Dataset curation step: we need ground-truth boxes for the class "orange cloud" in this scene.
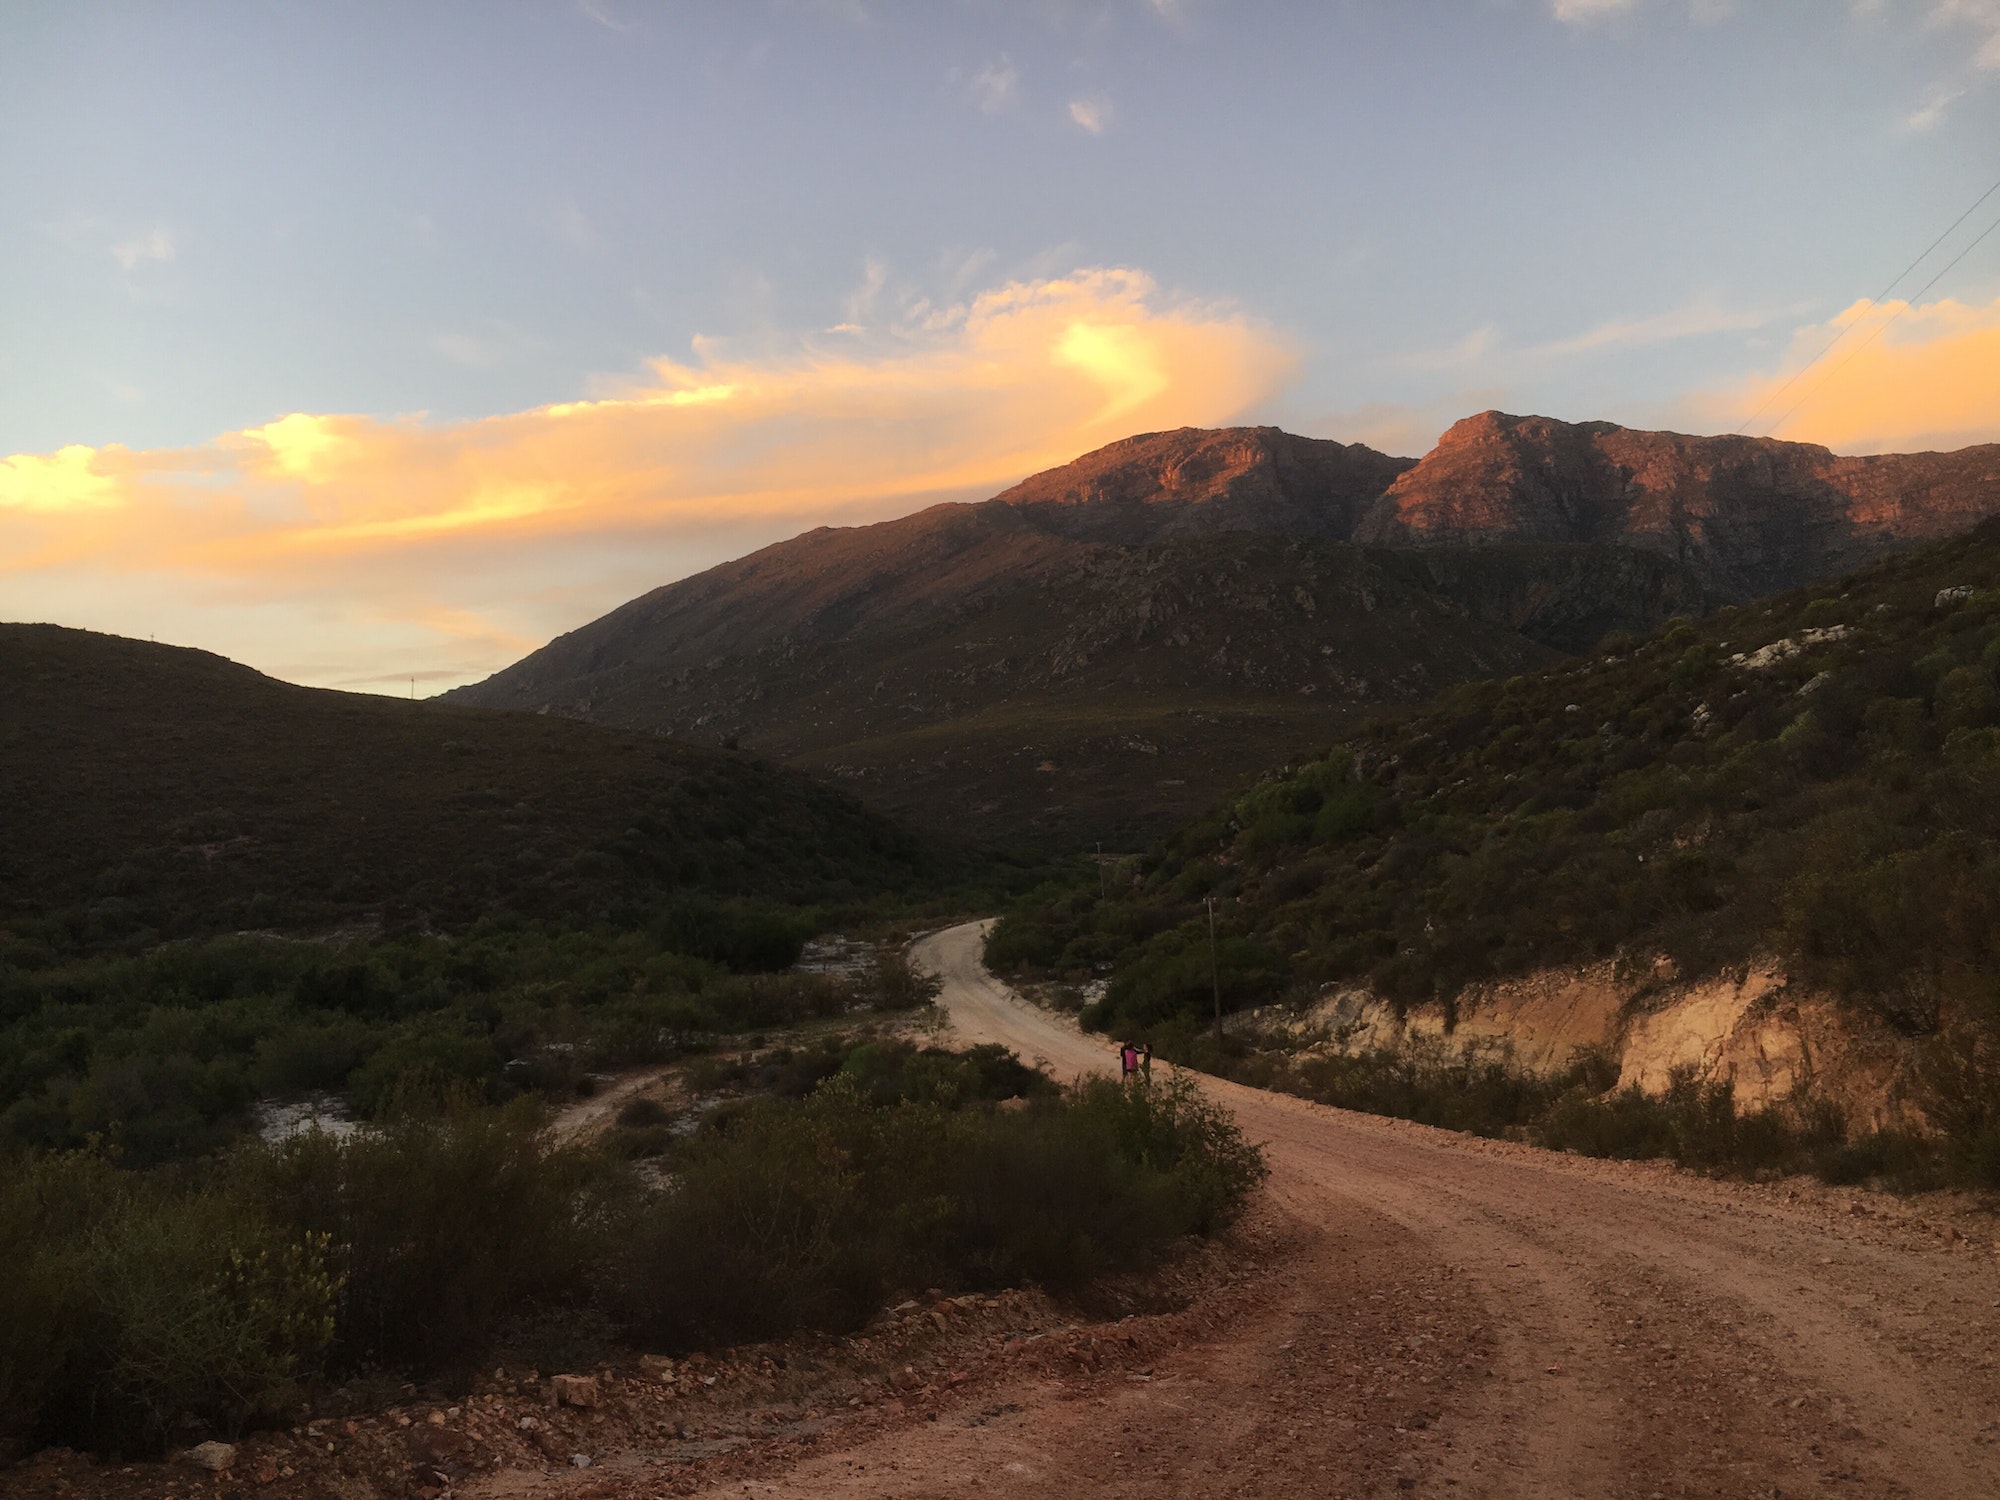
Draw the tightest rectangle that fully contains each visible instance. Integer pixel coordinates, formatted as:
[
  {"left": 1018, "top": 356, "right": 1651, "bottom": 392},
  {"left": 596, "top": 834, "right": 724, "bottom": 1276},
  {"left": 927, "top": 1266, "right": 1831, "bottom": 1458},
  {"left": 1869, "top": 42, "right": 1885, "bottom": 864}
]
[
  {"left": 0, "top": 268, "right": 1293, "bottom": 692},
  {"left": 1712, "top": 295, "right": 2000, "bottom": 454}
]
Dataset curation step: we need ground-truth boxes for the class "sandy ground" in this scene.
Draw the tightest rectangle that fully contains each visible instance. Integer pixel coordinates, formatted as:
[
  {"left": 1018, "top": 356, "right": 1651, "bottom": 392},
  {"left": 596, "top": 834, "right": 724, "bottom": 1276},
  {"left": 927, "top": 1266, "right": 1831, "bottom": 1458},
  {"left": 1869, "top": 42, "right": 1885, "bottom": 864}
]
[{"left": 661, "top": 919, "right": 2000, "bottom": 1499}]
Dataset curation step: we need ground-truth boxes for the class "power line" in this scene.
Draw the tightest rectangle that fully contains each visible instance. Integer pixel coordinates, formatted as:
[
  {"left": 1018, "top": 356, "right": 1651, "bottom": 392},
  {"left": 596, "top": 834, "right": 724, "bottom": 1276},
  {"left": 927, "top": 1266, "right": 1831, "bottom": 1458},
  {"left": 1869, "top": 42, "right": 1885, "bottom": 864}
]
[
  {"left": 1742, "top": 167, "right": 2000, "bottom": 434},
  {"left": 1767, "top": 201, "right": 2000, "bottom": 438}
]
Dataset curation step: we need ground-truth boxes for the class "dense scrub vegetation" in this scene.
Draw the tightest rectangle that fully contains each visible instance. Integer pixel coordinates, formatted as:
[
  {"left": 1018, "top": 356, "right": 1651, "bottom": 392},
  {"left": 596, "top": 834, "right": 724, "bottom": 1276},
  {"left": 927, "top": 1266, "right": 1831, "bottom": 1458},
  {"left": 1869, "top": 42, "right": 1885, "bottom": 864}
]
[
  {"left": 0, "top": 909, "right": 942, "bottom": 1163},
  {"left": 1162, "top": 1026, "right": 1993, "bottom": 1190},
  {"left": 0, "top": 624, "right": 1022, "bottom": 1162},
  {"left": 0, "top": 624, "right": 938, "bottom": 960},
  {"left": 990, "top": 520, "right": 2000, "bottom": 1177},
  {"left": 0, "top": 1049, "right": 1261, "bottom": 1460}
]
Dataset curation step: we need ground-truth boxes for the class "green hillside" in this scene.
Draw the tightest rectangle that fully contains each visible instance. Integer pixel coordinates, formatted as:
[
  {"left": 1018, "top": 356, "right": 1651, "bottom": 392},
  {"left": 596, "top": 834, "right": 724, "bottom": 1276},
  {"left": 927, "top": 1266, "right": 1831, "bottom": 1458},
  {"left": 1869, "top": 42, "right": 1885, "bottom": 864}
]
[
  {"left": 992, "top": 520, "right": 2000, "bottom": 1071},
  {"left": 0, "top": 625, "right": 945, "bottom": 1163},
  {"left": 0, "top": 624, "right": 930, "bottom": 959}
]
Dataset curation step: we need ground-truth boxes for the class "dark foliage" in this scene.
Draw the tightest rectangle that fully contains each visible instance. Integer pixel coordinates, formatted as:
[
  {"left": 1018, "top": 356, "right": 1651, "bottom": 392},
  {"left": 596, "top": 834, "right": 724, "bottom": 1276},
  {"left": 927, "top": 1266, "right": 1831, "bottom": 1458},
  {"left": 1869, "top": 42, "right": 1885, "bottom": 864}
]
[
  {"left": 993, "top": 522, "right": 2000, "bottom": 1045},
  {"left": 0, "top": 624, "right": 934, "bottom": 961},
  {"left": 0, "top": 1052, "right": 1260, "bottom": 1459},
  {"left": 0, "top": 917, "right": 930, "bottom": 1164}
]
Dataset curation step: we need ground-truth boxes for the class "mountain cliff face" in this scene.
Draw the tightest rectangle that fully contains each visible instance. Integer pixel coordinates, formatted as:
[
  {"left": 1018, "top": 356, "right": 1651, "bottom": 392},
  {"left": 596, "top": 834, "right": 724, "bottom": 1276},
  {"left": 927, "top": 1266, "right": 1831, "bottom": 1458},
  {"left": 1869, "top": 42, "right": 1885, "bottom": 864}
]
[
  {"left": 991, "top": 425, "right": 1413, "bottom": 544},
  {"left": 1356, "top": 411, "right": 2000, "bottom": 597},
  {"left": 447, "top": 417, "right": 2000, "bottom": 845}
]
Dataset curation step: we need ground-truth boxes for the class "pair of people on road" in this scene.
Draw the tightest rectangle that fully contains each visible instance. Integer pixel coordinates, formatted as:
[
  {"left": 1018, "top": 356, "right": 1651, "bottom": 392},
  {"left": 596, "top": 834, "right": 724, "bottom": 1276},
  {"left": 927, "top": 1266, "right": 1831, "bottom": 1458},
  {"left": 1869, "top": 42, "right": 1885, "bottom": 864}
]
[{"left": 1118, "top": 1040, "right": 1152, "bottom": 1082}]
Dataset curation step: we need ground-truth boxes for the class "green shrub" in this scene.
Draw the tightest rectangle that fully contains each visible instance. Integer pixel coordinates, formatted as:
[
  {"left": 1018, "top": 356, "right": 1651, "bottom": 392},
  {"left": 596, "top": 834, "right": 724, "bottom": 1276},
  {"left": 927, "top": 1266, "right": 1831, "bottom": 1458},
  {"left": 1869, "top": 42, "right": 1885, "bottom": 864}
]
[
  {"left": 616, "top": 1095, "right": 672, "bottom": 1128},
  {"left": 346, "top": 1027, "right": 504, "bottom": 1117},
  {"left": 232, "top": 1100, "right": 615, "bottom": 1372},
  {"left": 2, "top": 1045, "right": 1264, "bottom": 1458},
  {"left": 610, "top": 1071, "right": 1263, "bottom": 1349},
  {"left": 0, "top": 1150, "right": 338, "bottom": 1458}
]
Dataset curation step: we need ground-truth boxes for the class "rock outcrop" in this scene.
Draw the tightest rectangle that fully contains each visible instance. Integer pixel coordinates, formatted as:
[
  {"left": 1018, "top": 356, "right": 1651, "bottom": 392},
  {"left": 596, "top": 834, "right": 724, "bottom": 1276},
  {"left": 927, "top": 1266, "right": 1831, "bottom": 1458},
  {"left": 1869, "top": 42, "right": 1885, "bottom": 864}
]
[
  {"left": 1265, "top": 960, "right": 1913, "bottom": 1132},
  {"left": 1356, "top": 410, "right": 2000, "bottom": 598}
]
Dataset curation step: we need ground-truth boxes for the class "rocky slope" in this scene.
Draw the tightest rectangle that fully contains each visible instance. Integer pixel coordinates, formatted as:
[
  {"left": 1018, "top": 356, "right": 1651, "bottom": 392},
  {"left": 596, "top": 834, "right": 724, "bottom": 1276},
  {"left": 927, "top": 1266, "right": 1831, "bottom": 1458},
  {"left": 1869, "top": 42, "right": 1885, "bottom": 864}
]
[
  {"left": 1358, "top": 410, "right": 2000, "bottom": 597},
  {"left": 448, "top": 418, "right": 2000, "bottom": 845}
]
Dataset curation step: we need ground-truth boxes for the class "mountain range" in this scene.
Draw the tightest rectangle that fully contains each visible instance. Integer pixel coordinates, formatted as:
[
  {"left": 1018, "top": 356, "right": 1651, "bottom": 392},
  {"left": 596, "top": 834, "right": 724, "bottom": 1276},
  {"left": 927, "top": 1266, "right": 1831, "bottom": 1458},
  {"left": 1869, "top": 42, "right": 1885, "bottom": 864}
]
[{"left": 446, "top": 413, "right": 2000, "bottom": 845}]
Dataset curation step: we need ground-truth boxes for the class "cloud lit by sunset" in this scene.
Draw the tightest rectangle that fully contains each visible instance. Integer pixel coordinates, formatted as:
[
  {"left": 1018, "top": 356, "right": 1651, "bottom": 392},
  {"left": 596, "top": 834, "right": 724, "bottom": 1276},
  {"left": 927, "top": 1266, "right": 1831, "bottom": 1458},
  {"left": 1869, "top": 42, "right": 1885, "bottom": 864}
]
[
  {"left": 0, "top": 269, "right": 1291, "bottom": 691},
  {"left": 9, "top": 3, "right": 2000, "bottom": 694},
  {"left": 1722, "top": 295, "right": 2000, "bottom": 453}
]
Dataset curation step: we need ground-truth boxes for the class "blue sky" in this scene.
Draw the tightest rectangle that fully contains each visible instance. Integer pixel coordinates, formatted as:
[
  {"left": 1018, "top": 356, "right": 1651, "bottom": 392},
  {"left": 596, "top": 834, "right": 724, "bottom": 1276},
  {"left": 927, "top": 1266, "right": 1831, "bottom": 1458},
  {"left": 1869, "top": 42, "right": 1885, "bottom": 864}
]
[{"left": 5, "top": 1, "right": 2000, "bottom": 689}]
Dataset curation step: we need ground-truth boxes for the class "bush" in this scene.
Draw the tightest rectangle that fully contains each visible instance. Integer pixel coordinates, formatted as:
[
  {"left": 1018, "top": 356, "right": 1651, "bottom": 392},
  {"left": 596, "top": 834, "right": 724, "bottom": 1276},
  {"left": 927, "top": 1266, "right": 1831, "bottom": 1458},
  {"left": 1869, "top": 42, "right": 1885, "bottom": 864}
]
[
  {"left": 1, "top": 1047, "right": 1264, "bottom": 1458},
  {"left": 611, "top": 1071, "right": 1263, "bottom": 1349},
  {"left": 0, "top": 1151, "right": 338, "bottom": 1458},
  {"left": 231, "top": 1100, "right": 615, "bottom": 1373},
  {"left": 616, "top": 1095, "right": 672, "bottom": 1128}
]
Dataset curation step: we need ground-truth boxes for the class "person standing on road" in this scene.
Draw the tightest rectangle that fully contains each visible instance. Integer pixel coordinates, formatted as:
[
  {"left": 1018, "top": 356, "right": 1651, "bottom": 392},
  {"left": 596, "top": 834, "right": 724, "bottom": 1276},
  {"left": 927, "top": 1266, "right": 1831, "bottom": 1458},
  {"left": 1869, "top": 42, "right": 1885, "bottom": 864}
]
[{"left": 1120, "top": 1041, "right": 1141, "bottom": 1080}]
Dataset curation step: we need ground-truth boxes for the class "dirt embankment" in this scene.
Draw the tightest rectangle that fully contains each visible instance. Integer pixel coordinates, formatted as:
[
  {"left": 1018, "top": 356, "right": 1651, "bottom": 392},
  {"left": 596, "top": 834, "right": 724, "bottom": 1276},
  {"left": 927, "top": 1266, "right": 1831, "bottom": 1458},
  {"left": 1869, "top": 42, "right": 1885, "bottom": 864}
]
[{"left": 1261, "top": 958, "right": 1913, "bottom": 1130}]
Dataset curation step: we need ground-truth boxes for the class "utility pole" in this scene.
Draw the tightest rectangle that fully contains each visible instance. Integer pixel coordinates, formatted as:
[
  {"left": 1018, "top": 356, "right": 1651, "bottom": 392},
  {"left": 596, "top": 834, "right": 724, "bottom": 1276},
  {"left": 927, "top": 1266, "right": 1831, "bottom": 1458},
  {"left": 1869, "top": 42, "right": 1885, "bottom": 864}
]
[{"left": 1206, "top": 895, "right": 1222, "bottom": 1037}]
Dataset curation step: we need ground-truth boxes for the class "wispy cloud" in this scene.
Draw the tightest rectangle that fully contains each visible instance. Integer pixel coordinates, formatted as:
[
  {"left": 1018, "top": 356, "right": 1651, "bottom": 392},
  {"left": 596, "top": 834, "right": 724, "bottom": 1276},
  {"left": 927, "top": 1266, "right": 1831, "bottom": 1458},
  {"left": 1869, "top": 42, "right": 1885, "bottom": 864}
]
[
  {"left": 1931, "top": 0, "right": 2000, "bottom": 68},
  {"left": 1396, "top": 297, "right": 1783, "bottom": 373},
  {"left": 965, "top": 55, "right": 1019, "bottom": 114},
  {"left": 574, "top": 0, "right": 633, "bottom": 32},
  {"left": 1550, "top": 0, "right": 1734, "bottom": 23},
  {"left": 1903, "top": 81, "right": 1967, "bottom": 129},
  {"left": 1068, "top": 97, "right": 1110, "bottom": 134},
  {"left": 111, "top": 227, "right": 173, "bottom": 271},
  {"left": 1551, "top": 0, "right": 1637, "bottom": 24},
  {"left": 1399, "top": 325, "right": 1499, "bottom": 373},
  {"left": 840, "top": 257, "right": 888, "bottom": 326},
  {"left": 0, "top": 268, "right": 1294, "bottom": 691},
  {"left": 1530, "top": 297, "right": 1786, "bottom": 356}
]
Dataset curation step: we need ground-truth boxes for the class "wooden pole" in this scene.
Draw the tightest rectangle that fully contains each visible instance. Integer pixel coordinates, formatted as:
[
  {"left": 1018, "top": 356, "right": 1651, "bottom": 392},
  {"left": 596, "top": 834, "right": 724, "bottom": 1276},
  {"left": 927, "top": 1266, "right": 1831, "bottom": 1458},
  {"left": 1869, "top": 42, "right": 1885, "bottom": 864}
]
[{"left": 1207, "top": 895, "right": 1222, "bottom": 1036}]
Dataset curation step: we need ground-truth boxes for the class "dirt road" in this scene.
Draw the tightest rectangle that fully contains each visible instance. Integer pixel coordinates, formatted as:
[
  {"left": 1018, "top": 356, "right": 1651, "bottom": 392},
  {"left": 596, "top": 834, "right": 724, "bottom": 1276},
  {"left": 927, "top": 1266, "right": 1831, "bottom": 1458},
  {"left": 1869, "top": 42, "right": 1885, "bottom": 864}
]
[{"left": 668, "top": 919, "right": 2000, "bottom": 1499}]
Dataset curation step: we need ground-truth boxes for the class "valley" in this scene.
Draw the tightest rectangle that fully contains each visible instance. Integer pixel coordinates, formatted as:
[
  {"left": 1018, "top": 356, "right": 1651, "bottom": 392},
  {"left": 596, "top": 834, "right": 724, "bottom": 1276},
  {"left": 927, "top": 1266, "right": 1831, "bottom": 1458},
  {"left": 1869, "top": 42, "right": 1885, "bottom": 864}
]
[{"left": 18, "top": 12, "right": 2000, "bottom": 1498}]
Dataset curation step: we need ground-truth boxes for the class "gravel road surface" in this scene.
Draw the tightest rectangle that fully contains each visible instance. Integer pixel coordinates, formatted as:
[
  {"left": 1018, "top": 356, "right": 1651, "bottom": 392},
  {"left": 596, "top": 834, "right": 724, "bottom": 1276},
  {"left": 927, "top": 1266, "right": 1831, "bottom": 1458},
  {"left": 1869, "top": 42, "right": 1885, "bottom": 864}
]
[{"left": 685, "top": 919, "right": 2000, "bottom": 1499}]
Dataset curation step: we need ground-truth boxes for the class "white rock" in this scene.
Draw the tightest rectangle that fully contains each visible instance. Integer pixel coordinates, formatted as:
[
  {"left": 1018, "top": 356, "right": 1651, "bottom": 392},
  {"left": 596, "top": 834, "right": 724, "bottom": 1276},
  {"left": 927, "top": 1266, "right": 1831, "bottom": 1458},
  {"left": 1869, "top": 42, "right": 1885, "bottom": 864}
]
[{"left": 186, "top": 1442, "right": 236, "bottom": 1472}]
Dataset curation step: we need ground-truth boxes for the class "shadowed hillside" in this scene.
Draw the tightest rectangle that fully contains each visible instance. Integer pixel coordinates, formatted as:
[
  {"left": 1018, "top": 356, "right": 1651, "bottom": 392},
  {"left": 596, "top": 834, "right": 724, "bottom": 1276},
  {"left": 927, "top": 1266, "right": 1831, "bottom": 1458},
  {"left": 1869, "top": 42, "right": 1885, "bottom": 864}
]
[
  {"left": 0, "top": 624, "right": 931, "bottom": 960},
  {"left": 996, "top": 517, "right": 2000, "bottom": 1053}
]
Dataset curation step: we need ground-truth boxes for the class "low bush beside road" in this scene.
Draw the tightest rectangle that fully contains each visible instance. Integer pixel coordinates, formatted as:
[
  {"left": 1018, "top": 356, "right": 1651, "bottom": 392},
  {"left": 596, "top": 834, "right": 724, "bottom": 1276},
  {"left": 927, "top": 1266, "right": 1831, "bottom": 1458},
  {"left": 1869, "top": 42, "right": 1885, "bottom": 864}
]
[{"left": 0, "top": 1043, "right": 1263, "bottom": 1462}]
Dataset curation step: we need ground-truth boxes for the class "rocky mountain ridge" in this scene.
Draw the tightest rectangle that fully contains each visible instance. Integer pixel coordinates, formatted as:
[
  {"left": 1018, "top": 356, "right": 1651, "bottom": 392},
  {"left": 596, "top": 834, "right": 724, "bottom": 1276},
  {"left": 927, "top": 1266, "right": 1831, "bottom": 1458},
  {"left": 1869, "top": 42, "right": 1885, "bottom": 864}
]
[
  {"left": 446, "top": 415, "right": 2000, "bottom": 844},
  {"left": 1360, "top": 410, "right": 2000, "bottom": 596}
]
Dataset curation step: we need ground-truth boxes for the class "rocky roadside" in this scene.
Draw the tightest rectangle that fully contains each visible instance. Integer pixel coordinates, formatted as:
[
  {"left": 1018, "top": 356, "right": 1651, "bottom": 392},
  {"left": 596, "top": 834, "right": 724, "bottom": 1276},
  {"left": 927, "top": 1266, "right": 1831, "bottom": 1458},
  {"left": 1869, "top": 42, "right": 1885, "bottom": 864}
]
[{"left": 0, "top": 1235, "right": 1250, "bottom": 1500}]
